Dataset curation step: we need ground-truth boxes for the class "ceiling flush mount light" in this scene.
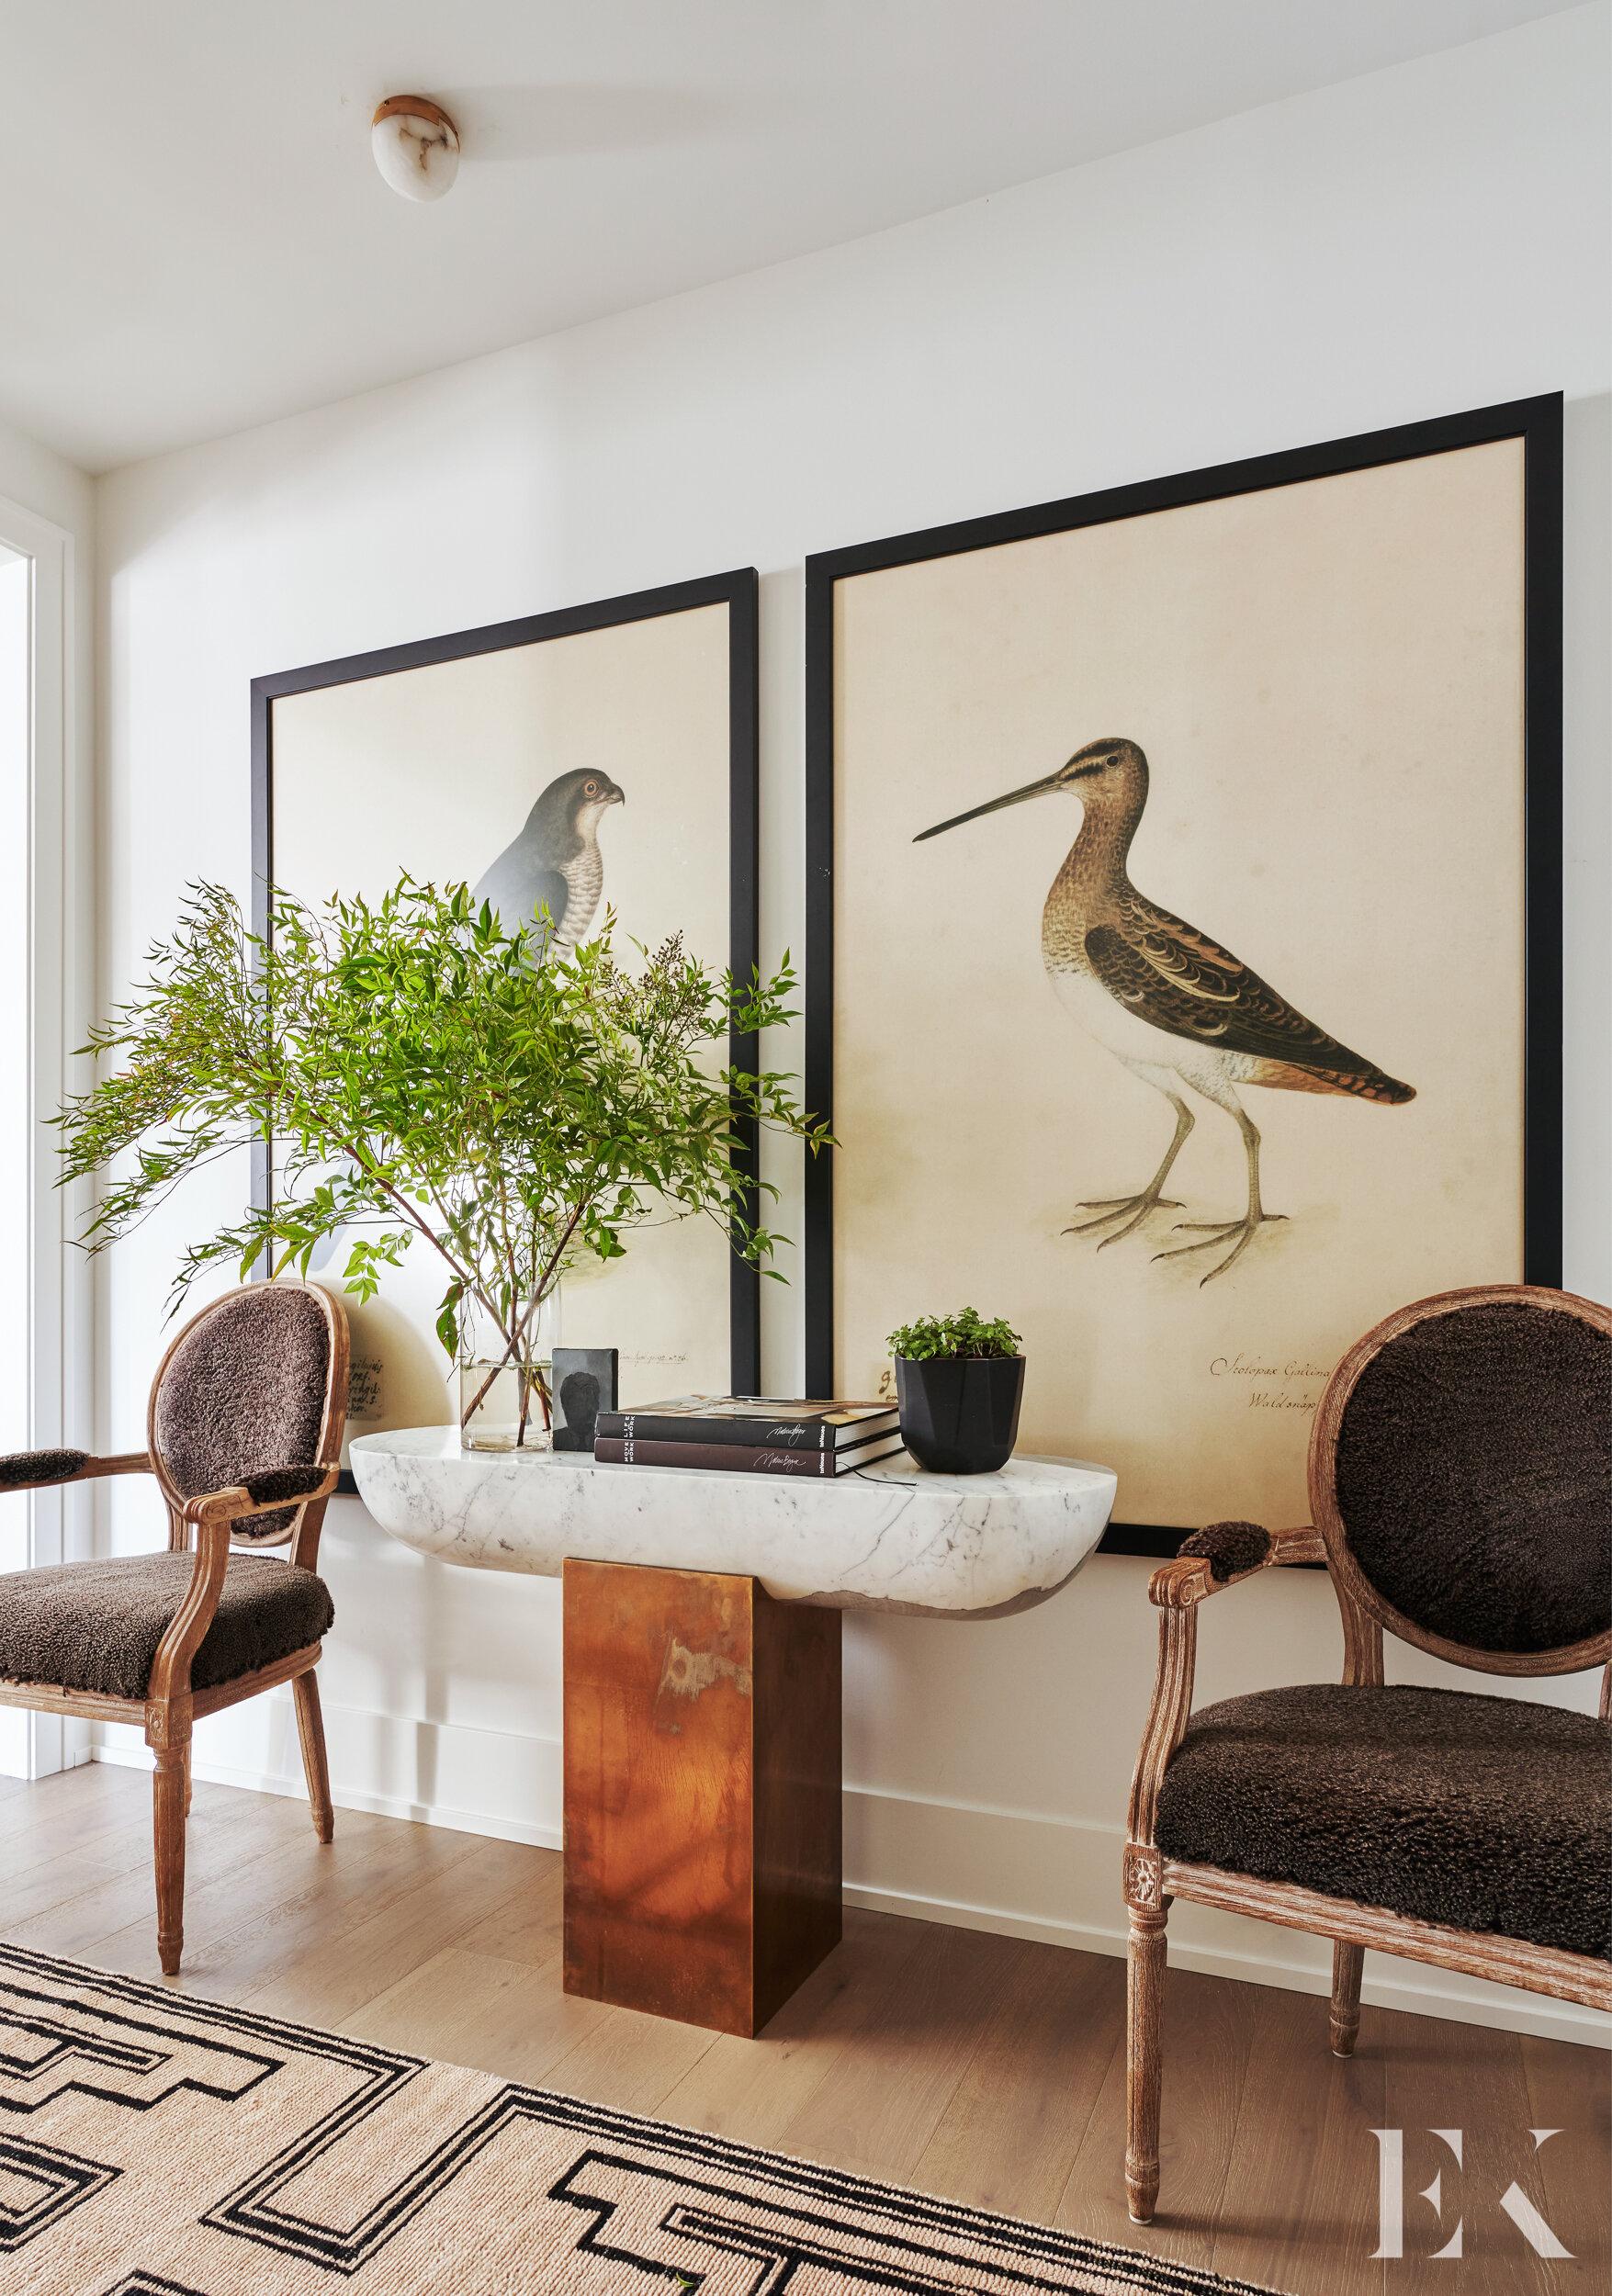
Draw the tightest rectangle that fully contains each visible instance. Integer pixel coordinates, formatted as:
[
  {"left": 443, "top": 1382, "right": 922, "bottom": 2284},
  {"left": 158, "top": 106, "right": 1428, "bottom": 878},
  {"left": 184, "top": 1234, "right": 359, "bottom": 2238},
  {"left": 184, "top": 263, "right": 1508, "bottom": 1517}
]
[{"left": 371, "top": 96, "right": 460, "bottom": 202}]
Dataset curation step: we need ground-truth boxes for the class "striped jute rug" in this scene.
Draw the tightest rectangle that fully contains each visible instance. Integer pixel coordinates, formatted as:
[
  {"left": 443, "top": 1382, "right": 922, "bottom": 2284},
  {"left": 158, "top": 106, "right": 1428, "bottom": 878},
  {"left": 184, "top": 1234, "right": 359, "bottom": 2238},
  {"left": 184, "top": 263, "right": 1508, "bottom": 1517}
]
[{"left": 0, "top": 1943, "right": 1284, "bottom": 2294}]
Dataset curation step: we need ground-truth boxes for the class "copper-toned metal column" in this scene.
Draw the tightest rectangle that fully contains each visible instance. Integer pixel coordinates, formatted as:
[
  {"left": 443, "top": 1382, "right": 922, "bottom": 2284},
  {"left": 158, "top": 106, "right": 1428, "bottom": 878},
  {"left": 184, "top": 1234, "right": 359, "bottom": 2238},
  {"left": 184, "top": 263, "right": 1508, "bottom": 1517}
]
[{"left": 563, "top": 1557, "right": 842, "bottom": 2036}]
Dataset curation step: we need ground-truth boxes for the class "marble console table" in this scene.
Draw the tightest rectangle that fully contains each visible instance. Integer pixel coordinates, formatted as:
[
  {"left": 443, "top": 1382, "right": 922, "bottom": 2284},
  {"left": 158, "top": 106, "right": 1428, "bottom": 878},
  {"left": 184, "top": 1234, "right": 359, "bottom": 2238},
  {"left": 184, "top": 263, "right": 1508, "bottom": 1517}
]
[
  {"left": 350, "top": 1430, "right": 1117, "bottom": 2034},
  {"left": 349, "top": 1429, "right": 1117, "bottom": 1619}
]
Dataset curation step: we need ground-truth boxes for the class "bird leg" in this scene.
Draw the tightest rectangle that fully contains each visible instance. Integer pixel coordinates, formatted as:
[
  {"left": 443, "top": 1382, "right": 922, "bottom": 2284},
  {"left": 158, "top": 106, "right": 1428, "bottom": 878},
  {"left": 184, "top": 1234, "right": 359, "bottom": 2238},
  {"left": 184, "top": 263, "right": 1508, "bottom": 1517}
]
[
  {"left": 1154, "top": 1099, "right": 1286, "bottom": 1284},
  {"left": 1065, "top": 1096, "right": 1194, "bottom": 1245}
]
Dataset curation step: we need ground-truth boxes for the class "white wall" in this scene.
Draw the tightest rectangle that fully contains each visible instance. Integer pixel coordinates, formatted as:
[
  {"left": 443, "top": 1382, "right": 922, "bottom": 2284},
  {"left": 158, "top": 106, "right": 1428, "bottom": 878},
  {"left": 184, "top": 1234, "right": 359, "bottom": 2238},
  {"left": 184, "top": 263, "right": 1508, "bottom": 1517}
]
[
  {"left": 0, "top": 414, "right": 94, "bottom": 546},
  {"left": 94, "top": 7, "right": 1611, "bottom": 2039}
]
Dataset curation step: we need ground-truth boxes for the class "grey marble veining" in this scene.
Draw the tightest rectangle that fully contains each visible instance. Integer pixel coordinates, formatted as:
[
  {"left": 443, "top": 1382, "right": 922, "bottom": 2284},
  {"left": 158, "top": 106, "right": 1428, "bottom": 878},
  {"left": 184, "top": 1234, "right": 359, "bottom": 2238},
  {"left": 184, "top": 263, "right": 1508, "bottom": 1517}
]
[{"left": 349, "top": 1429, "right": 1118, "bottom": 1618}]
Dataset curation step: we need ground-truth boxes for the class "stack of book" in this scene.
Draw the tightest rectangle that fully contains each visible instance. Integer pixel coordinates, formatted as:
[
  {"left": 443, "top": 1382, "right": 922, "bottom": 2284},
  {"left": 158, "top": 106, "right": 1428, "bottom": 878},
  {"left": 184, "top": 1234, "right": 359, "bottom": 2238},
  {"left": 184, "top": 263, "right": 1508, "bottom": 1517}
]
[{"left": 592, "top": 1397, "right": 903, "bottom": 1478}]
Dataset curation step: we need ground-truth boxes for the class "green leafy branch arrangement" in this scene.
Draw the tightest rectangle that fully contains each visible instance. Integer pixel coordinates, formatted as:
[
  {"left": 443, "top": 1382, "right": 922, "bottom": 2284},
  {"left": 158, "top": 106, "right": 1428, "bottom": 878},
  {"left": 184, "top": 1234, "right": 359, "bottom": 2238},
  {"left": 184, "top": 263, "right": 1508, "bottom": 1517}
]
[
  {"left": 885, "top": 1306, "right": 1021, "bottom": 1361},
  {"left": 57, "top": 876, "right": 831, "bottom": 1430}
]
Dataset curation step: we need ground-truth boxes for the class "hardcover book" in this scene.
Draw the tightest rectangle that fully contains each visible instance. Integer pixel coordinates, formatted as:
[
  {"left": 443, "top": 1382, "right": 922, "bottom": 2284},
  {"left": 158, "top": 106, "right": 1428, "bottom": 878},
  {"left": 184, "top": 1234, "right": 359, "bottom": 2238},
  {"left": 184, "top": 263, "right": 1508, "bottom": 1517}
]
[
  {"left": 592, "top": 1431, "right": 906, "bottom": 1477},
  {"left": 594, "top": 1397, "right": 897, "bottom": 1451}
]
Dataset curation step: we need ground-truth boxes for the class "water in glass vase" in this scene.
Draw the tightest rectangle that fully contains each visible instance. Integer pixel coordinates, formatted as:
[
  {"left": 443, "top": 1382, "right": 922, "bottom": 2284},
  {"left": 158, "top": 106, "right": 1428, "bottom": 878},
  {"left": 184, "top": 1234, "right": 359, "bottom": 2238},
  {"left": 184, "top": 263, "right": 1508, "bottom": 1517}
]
[{"left": 457, "top": 1356, "right": 554, "bottom": 1454}]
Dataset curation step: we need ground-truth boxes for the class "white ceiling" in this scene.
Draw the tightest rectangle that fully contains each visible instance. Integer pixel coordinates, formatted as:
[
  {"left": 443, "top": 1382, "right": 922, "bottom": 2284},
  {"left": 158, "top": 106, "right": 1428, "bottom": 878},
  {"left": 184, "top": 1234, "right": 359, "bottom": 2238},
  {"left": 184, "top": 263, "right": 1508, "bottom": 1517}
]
[{"left": 0, "top": 0, "right": 1579, "bottom": 472}]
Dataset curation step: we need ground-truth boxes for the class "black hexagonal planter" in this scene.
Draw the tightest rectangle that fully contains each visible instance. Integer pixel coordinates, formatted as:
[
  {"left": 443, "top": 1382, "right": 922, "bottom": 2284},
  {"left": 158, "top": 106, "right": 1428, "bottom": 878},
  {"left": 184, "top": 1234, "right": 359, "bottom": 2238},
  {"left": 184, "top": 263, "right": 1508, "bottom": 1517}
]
[{"left": 895, "top": 1355, "right": 1025, "bottom": 1475}]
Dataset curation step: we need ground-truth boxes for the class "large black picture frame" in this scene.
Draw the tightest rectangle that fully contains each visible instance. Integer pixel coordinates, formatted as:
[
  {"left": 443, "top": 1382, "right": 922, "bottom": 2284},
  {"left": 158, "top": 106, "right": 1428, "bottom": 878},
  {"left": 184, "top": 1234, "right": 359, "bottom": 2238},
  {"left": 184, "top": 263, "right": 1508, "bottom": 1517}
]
[
  {"left": 804, "top": 397, "right": 1563, "bottom": 1558},
  {"left": 251, "top": 568, "right": 763, "bottom": 1433}
]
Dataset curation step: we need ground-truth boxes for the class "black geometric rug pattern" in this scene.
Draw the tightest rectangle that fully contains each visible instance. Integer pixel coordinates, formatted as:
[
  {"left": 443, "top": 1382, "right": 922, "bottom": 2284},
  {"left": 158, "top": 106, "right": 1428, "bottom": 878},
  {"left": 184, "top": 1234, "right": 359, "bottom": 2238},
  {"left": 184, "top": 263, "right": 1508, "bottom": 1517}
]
[{"left": 0, "top": 1943, "right": 1285, "bottom": 2294}]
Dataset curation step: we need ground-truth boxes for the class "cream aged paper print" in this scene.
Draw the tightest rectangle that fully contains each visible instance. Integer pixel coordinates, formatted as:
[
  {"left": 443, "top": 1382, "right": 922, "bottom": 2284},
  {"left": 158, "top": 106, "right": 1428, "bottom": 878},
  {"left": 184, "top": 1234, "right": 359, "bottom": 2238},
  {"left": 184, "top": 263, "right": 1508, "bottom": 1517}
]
[
  {"left": 266, "top": 600, "right": 741, "bottom": 1439},
  {"left": 827, "top": 436, "right": 1531, "bottom": 1533}
]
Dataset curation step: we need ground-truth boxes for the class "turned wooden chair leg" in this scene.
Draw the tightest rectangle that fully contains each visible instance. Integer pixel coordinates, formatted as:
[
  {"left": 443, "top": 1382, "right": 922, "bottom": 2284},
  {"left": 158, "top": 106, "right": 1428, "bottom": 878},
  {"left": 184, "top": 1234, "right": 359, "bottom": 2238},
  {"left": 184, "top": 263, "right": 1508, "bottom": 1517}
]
[
  {"left": 294, "top": 1669, "right": 335, "bottom": 1844},
  {"left": 1126, "top": 1901, "right": 1168, "bottom": 2223},
  {"left": 150, "top": 1738, "right": 190, "bottom": 1976},
  {"left": 1329, "top": 1940, "right": 1364, "bottom": 2056}
]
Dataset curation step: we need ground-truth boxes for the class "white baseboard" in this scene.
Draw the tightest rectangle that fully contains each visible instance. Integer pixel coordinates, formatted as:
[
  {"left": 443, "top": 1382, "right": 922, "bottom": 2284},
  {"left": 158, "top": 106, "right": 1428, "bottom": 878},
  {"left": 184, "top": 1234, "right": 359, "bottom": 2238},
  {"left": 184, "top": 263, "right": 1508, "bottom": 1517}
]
[
  {"left": 838, "top": 1883, "right": 1608, "bottom": 2047},
  {"left": 93, "top": 1740, "right": 565, "bottom": 1851},
  {"left": 91, "top": 1699, "right": 1610, "bottom": 2052}
]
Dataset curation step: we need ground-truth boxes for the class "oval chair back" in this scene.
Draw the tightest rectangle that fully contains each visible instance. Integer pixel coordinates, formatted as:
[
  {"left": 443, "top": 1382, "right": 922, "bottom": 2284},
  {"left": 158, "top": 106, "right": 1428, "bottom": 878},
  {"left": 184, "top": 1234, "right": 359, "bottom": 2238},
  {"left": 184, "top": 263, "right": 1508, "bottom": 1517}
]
[
  {"left": 1308, "top": 1283, "right": 1612, "bottom": 1680},
  {"left": 147, "top": 1280, "right": 349, "bottom": 1563}
]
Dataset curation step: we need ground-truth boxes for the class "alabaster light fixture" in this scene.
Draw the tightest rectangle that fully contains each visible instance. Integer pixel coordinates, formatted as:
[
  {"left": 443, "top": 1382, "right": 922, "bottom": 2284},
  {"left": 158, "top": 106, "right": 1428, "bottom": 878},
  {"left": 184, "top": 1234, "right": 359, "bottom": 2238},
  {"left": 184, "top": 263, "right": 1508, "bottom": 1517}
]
[{"left": 371, "top": 96, "right": 460, "bottom": 202}]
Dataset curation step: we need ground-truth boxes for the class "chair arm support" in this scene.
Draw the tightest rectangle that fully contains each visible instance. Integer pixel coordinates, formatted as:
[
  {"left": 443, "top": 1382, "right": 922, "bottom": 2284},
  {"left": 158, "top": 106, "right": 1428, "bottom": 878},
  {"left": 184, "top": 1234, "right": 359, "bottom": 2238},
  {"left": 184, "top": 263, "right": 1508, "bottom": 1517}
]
[
  {"left": 1148, "top": 1523, "right": 1325, "bottom": 1608},
  {"left": 1126, "top": 1523, "right": 1326, "bottom": 1858},
  {"left": 150, "top": 1466, "right": 339, "bottom": 1706},
  {"left": 180, "top": 1462, "right": 340, "bottom": 1523},
  {"left": 0, "top": 1448, "right": 152, "bottom": 1494}
]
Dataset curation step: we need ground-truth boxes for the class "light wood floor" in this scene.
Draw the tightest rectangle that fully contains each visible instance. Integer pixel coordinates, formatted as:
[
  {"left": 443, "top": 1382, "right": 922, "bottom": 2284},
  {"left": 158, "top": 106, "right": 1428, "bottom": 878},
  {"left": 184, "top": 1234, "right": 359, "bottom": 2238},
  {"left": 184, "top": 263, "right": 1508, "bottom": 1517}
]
[{"left": 3, "top": 1761, "right": 1606, "bottom": 2294}]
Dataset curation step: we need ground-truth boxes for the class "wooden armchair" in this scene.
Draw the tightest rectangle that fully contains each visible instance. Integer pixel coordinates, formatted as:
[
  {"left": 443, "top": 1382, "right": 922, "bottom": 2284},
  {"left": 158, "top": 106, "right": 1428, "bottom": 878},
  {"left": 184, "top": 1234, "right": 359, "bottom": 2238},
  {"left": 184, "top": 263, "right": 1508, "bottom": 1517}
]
[
  {"left": 1122, "top": 1283, "right": 1612, "bottom": 2223},
  {"left": 0, "top": 1279, "right": 347, "bottom": 1975}
]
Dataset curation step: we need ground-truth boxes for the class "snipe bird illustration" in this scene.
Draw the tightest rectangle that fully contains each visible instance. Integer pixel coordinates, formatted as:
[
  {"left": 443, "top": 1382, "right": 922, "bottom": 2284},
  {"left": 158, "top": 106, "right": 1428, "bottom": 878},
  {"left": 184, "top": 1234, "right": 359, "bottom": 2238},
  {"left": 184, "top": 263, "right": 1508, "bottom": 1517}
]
[
  {"left": 473, "top": 768, "right": 625, "bottom": 959},
  {"left": 915, "top": 738, "right": 1414, "bottom": 1282}
]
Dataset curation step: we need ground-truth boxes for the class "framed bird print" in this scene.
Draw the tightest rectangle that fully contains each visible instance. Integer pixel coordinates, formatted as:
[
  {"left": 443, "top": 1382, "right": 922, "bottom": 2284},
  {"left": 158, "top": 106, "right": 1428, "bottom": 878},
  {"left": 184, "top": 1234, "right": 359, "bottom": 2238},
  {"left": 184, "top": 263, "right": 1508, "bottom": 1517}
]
[
  {"left": 806, "top": 396, "right": 1561, "bottom": 1556},
  {"left": 252, "top": 569, "right": 760, "bottom": 1465}
]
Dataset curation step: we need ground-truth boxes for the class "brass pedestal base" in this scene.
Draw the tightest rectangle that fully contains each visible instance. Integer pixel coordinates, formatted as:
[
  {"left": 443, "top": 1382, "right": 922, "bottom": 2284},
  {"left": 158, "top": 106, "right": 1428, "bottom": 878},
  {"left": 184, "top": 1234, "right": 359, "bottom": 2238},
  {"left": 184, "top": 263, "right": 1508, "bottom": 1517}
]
[{"left": 562, "top": 1557, "right": 843, "bottom": 2036}]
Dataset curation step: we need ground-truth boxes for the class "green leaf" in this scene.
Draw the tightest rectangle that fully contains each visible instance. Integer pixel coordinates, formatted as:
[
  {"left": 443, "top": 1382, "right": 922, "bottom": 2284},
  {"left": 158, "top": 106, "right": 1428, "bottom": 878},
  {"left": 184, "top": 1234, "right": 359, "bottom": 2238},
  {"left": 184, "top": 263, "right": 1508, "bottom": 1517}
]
[
  {"left": 885, "top": 1306, "right": 1021, "bottom": 1362},
  {"left": 55, "top": 873, "right": 831, "bottom": 1360}
]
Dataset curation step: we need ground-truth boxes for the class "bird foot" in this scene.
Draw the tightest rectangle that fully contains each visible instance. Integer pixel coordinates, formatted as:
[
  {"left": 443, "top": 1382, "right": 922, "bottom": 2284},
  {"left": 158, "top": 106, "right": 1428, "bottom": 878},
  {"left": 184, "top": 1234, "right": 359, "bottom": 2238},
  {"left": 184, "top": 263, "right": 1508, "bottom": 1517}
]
[
  {"left": 1065, "top": 1194, "right": 1183, "bottom": 1246},
  {"left": 1154, "top": 1211, "right": 1288, "bottom": 1285}
]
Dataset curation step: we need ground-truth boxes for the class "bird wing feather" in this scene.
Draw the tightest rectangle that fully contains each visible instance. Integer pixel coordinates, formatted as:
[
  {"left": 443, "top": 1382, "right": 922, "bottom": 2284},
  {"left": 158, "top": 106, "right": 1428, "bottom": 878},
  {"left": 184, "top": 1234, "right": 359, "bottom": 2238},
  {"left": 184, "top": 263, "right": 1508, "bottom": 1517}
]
[
  {"left": 472, "top": 850, "right": 569, "bottom": 955},
  {"left": 522, "top": 865, "right": 569, "bottom": 946},
  {"left": 1084, "top": 897, "right": 1381, "bottom": 1076}
]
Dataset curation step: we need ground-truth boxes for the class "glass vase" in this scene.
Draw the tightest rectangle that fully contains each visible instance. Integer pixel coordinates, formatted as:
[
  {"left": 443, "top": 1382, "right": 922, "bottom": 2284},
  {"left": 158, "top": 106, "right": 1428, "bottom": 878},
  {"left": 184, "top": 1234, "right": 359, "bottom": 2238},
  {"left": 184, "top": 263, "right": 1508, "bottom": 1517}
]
[{"left": 457, "top": 1355, "right": 553, "bottom": 1455}]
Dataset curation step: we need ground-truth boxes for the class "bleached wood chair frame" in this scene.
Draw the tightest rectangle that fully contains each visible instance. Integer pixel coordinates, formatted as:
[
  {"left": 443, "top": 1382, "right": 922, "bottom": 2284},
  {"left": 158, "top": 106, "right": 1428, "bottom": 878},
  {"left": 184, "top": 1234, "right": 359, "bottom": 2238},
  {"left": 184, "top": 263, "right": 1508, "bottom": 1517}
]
[
  {"left": 1122, "top": 1282, "right": 1612, "bottom": 2224},
  {"left": 0, "top": 1280, "right": 347, "bottom": 1974}
]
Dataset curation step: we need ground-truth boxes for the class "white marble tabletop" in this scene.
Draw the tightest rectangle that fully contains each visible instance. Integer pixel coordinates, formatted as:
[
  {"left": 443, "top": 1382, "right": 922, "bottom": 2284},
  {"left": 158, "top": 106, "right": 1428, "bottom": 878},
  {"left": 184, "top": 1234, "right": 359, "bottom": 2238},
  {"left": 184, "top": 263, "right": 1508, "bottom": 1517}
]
[{"left": 348, "top": 1428, "right": 1118, "bottom": 1618}]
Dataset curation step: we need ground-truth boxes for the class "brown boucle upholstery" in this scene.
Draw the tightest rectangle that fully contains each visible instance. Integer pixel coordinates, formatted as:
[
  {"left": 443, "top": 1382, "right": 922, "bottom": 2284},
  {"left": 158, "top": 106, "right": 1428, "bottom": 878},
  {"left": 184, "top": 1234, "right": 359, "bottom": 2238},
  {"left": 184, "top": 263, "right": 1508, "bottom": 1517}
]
[
  {"left": 241, "top": 1464, "right": 331, "bottom": 1506},
  {"left": 1155, "top": 1682, "right": 1612, "bottom": 1959},
  {"left": 0, "top": 1447, "right": 89, "bottom": 1489},
  {"left": 0, "top": 1552, "right": 333, "bottom": 1702},
  {"left": 152, "top": 1287, "right": 331, "bottom": 1543},
  {"left": 1178, "top": 1521, "right": 1271, "bottom": 1581},
  {"left": 1334, "top": 1300, "right": 1611, "bottom": 1654}
]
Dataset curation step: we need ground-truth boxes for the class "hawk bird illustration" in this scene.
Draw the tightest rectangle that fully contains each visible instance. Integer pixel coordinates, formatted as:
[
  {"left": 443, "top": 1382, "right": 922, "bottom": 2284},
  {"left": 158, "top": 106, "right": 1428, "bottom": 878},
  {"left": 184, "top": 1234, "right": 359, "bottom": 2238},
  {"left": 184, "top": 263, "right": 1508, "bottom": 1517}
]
[{"left": 473, "top": 769, "right": 625, "bottom": 958}]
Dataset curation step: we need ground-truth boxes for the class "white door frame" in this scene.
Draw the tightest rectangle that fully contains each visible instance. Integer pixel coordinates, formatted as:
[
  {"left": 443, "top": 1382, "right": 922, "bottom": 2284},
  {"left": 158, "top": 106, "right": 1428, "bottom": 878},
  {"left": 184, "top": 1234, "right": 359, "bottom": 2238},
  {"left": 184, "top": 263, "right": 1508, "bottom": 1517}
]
[{"left": 1, "top": 490, "right": 91, "bottom": 1778}]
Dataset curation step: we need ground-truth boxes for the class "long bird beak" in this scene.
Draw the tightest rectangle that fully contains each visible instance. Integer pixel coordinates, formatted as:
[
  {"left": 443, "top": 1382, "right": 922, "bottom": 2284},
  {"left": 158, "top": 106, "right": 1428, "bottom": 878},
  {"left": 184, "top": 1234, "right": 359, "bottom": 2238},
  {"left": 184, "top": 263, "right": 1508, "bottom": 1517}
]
[{"left": 913, "top": 770, "right": 1064, "bottom": 842}]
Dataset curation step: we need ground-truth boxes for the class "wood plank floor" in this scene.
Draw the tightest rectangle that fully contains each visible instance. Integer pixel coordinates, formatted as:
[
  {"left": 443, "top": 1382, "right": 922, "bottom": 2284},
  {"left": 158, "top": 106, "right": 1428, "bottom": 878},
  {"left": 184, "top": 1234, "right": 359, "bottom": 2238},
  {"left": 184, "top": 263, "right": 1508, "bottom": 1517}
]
[{"left": 3, "top": 1762, "right": 1606, "bottom": 2293}]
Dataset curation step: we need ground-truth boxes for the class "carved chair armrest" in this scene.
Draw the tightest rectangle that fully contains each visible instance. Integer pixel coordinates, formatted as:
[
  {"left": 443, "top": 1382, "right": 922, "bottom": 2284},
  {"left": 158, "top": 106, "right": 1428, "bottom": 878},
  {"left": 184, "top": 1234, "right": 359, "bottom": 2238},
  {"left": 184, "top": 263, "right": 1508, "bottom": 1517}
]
[
  {"left": 1126, "top": 1521, "right": 1325, "bottom": 1860},
  {"left": 1148, "top": 1521, "right": 1325, "bottom": 1608},
  {"left": 179, "top": 1463, "right": 340, "bottom": 1523},
  {"left": 0, "top": 1448, "right": 152, "bottom": 1495},
  {"left": 149, "top": 1465, "right": 340, "bottom": 1705}
]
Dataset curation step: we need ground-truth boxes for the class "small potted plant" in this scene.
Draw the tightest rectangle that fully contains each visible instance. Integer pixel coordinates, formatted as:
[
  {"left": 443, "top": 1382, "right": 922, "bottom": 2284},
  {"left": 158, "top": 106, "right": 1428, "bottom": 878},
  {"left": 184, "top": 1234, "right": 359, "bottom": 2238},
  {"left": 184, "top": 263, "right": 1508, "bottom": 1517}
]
[{"left": 885, "top": 1307, "right": 1024, "bottom": 1475}]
